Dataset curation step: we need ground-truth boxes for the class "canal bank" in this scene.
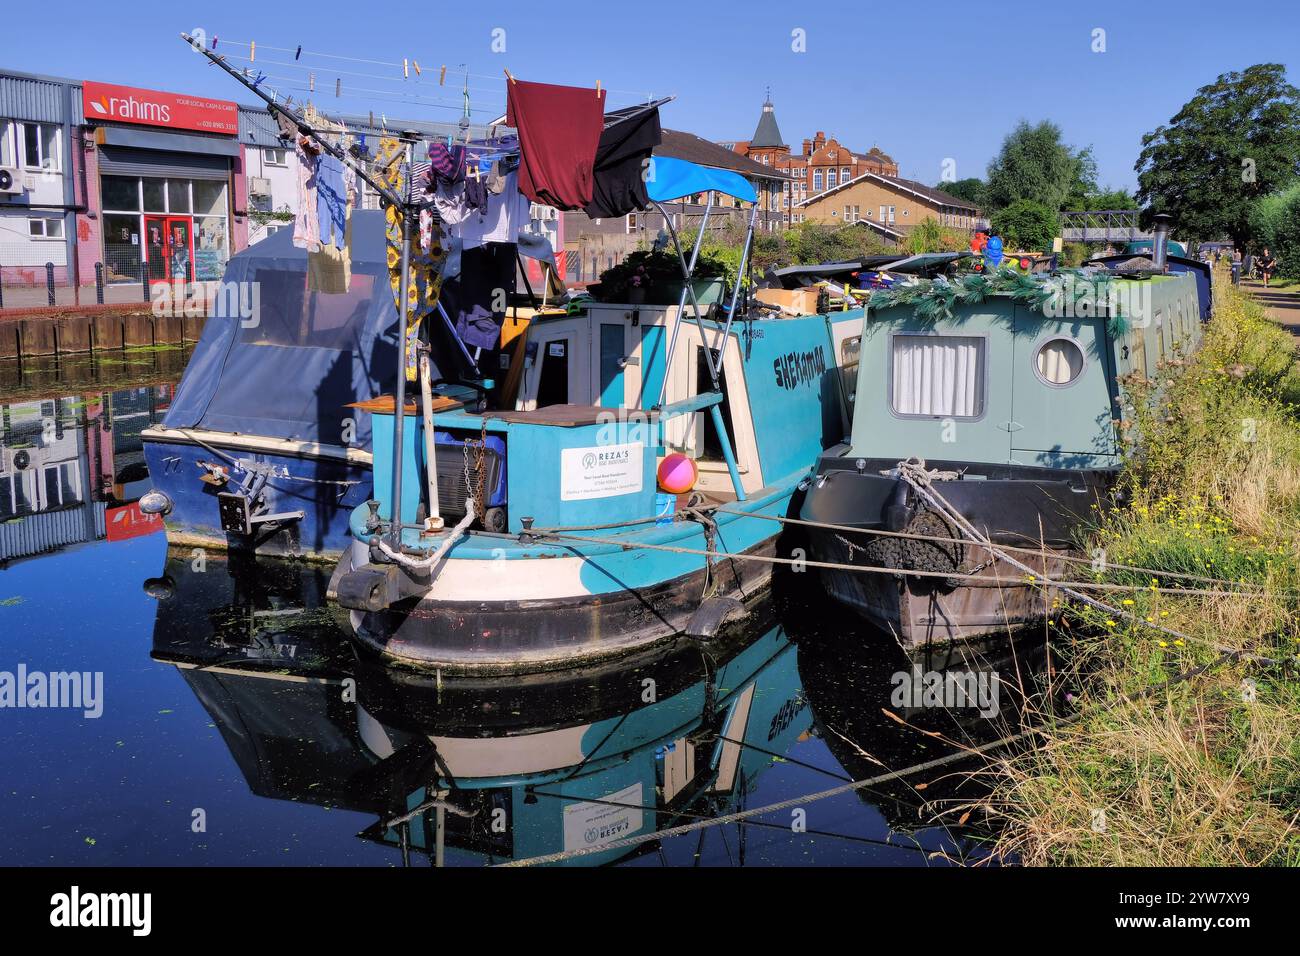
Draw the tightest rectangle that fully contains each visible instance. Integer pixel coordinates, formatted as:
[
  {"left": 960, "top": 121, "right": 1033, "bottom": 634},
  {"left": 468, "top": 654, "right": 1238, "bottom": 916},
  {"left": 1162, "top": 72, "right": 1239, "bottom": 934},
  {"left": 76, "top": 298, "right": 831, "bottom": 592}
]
[{"left": 985, "top": 276, "right": 1300, "bottom": 866}]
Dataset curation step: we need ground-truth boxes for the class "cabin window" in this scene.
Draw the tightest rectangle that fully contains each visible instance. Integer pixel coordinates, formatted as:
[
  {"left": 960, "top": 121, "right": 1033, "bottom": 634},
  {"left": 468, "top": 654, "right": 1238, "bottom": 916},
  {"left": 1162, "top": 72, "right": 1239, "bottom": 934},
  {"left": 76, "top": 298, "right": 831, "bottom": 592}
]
[
  {"left": 890, "top": 333, "right": 986, "bottom": 418},
  {"left": 1034, "top": 336, "right": 1086, "bottom": 387}
]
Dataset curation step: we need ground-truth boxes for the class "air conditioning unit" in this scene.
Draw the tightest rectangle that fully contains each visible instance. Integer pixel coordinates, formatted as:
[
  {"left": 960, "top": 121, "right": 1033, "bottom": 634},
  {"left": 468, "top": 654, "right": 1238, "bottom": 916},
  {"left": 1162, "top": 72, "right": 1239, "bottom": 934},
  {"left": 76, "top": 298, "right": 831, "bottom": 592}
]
[
  {"left": 248, "top": 176, "right": 272, "bottom": 199},
  {"left": 0, "top": 166, "right": 21, "bottom": 195}
]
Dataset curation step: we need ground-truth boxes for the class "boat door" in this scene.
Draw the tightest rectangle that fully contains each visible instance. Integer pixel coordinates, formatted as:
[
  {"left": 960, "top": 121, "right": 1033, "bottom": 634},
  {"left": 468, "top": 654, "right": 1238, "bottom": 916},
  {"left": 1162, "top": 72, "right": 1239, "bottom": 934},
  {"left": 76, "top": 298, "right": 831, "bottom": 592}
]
[
  {"left": 1010, "top": 308, "right": 1117, "bottom": 465},
  {"left": 517, "top": 317, "right": 591, "bottom": 410}
]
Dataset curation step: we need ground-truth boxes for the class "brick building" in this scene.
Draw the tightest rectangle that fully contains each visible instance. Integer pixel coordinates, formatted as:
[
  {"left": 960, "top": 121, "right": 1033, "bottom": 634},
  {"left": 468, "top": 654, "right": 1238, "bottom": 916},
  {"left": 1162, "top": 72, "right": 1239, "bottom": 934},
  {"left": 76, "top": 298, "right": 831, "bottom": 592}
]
[{"left": 721, "top": 95, "right": 900, "bottom": 226}]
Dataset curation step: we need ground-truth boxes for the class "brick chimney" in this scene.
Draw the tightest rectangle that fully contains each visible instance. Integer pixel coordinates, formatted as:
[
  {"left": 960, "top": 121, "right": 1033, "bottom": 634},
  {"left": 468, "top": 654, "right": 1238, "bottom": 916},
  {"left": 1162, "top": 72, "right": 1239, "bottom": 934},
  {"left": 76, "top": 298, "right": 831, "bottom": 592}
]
[
  {"left": 802, "top": 138, "right": 812, "bottom": 156},
  {"left": 813, "top": 131, "right": 826, "bottom": 151}
]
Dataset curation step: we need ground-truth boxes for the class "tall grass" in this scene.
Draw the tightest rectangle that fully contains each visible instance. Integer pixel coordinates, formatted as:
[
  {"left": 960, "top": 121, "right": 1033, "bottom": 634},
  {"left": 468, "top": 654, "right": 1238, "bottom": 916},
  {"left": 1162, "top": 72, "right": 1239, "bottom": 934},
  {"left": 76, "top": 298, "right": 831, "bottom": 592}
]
[{"left": 984, "top": 275, "right": 1300, "bottom": 866}]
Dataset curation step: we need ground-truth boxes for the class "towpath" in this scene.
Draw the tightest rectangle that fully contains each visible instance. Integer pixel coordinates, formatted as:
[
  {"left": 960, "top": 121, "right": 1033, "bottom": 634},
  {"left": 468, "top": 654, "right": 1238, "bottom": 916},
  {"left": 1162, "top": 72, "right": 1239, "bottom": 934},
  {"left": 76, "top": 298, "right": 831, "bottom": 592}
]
[{"left": 1244, "top": 278, "right": 1300, "bottom": 335}]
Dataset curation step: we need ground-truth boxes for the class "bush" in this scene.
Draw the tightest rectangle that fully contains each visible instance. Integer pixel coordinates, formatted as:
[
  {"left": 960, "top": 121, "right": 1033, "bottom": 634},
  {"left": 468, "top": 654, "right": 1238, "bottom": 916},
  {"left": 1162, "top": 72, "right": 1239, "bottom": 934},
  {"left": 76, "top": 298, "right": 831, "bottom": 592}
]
[
  {"left": 1250, "top": 184, "right": 1300, "bottom": 279},
  {"left": 904, "top": 218, "right": 970, "bottom": 254},
  {"left": 1059, "top": 242, "right": 1089, "bottom": 268},
  {"left": 990, "top": 199, "right": 1059, "bottom": 252}
]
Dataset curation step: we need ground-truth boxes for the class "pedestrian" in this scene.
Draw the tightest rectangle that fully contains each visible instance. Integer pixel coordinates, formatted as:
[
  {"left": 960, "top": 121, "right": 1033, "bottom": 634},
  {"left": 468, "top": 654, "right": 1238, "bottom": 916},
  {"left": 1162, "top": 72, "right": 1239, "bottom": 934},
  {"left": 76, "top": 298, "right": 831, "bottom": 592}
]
[
  {"left": 1259, "top": 247, "right": 1277, "bottom": 287},
  {"left": 1242, "top": 250, "right": 1254, "bottom": 279}
]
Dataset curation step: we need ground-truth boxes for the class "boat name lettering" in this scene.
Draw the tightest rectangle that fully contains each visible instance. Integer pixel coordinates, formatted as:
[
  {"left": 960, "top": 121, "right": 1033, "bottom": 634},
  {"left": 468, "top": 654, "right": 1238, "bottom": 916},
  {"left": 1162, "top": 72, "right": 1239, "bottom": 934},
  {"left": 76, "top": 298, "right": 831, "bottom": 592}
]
[{"left": 773, "top": 348, "right": 827, "bottom": 390}]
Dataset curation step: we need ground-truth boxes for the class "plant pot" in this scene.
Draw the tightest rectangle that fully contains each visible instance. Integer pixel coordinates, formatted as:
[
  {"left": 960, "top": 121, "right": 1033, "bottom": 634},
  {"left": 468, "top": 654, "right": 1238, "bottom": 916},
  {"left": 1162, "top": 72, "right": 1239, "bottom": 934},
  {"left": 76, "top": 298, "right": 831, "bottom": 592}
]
[{"left": 647, "top": 277, "right": 727, "bottom": 306}]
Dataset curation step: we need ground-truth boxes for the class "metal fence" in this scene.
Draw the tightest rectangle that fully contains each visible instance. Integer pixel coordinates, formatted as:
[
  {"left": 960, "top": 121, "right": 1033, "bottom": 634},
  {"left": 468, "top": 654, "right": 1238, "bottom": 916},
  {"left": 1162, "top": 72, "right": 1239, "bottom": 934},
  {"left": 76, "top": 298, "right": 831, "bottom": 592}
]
[{"left": 1060, "top": 210, "right": 1151, "bottom": 244}]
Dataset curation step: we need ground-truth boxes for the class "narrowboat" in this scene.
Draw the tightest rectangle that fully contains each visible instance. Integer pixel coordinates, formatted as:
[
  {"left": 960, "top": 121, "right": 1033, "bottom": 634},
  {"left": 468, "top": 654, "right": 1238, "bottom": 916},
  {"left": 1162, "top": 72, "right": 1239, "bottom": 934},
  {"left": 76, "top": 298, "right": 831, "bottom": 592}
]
[
  {"left": 799, "top": 222, "right": 1212, "bottom": 647},
  {"left": 138, "top": 213, "right": 395, "bottom": 561},
  {"left": 333, "top": 157, "right": 862, "bottom": 671}
]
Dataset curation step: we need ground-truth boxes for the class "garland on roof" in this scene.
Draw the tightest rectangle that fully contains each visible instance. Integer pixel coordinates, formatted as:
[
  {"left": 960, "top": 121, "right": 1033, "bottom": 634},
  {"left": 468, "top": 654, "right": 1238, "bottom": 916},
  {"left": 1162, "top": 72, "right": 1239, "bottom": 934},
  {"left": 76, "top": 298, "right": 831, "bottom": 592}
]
[{"left": 867, "top": 268, "right": 1130, "bottom": 336}]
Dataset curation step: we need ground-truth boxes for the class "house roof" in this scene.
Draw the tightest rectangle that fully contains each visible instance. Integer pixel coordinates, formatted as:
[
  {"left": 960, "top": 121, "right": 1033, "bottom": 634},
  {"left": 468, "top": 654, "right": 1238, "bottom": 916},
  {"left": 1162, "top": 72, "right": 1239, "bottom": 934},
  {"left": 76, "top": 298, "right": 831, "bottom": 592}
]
[
  {"left": 750, "top": 97, "right": 786, "bottom": 149},
  {"left": 794, "top": 170, "right": 979, "bottom": 211},
  {"left": 656, "top": 128, "right": 789, "bottom": 181}
]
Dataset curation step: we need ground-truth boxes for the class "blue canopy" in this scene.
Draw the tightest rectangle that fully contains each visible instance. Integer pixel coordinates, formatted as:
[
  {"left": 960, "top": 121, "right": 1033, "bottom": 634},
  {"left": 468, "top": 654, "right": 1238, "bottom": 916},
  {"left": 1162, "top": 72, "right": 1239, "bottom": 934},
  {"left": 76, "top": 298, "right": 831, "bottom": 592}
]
[
  {"left": 645, "top": 155, "right": 757, "bottom": 205},
  {"left": 164, "top": 210, "right": 459, "bottom": 448}
]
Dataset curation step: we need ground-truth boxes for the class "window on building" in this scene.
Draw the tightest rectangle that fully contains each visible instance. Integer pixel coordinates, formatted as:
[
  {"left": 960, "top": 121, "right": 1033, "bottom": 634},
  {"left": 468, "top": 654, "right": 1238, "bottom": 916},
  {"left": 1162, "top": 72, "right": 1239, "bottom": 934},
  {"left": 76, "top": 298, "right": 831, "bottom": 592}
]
[
  {"left": 0, "top": 122, "right": 14, "bottom": 167},
  {"left": 843, "top": 204, "right": 852, "bottom": 221},
  {"left": 28, "top": 217, "right": 63, "bottom": 239},
  {"left": 264, "top": 148, "right": 288, "bottom": 167},
  {"left": 813, "top": 171, "right": 822, "bottom": 191},
  {"left": 827, "top": 170, "right": 838, "bottom": 188},
  {"left": 626, "top": 212, "right": 638, "bottom": 233},
  {"left": 842, "top": 167, "right": 850, "bottom": 182},
  {"left": 21, "top": 122, "right": 59, "bottom": 171},
  {"left": 853, "top": 205, "right": 860, "bottom": 221}
]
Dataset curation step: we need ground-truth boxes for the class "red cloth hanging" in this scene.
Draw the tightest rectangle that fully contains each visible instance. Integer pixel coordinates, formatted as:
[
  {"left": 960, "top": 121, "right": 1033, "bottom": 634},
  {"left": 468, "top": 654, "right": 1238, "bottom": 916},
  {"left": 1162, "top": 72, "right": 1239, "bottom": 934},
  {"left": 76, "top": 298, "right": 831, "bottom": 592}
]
[{"left": 506, "top": 78, "right": 605, "bottom": 211}]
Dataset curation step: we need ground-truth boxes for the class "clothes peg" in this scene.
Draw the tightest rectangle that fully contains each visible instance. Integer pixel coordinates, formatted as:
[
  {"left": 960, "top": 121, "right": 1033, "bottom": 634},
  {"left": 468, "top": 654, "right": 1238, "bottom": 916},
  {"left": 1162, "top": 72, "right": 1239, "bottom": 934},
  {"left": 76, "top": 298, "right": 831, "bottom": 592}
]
[
  {"left": 403, "top": 58, "right": 409, "bottom": 79},
  {"left": 336, "top": 77, "right": 341, "bottom": 97},
  {"left": 596, "top": 80, "right": 601, "bottom": 95},
  {"left": 250, "top": 40, "right": 255, "bottom": 62},
  {"left": 439, "top": 65, "right": 446, "bottom": 85},
  {"left": 295, "top": 45, "right": 302, "bottom": 60},
  {"left": 369, "top": 111, "right": 375, "bottom": 128},
  {"left": 504, "top": 68, "right": 515, "bottom": 84},
  {"left": 413, "top": 60, "right": 422, "bottom": 77},
  {"left": 211, "top": 35, "right": 218, "bottom": 50}
]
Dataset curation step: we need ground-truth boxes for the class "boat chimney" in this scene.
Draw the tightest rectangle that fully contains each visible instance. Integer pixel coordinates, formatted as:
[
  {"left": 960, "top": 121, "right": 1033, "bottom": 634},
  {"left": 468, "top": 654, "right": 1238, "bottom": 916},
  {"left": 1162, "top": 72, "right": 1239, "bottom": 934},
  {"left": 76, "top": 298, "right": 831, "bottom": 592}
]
[{"left": 1152, "top": 213, "right": 1173, "bottom": 270}]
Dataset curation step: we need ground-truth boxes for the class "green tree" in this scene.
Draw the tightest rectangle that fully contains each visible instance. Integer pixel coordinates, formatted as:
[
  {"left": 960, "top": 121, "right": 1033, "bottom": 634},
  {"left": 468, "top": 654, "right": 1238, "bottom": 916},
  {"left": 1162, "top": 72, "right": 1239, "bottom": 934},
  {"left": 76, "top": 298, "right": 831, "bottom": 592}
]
[
  {"left": 933, "top": 177, "right": 986, "bottom": 209},
  {"left": 1135, "top": 63, "right": 1300, "bottom": 246},
  {"left": 990, "top": 199, "right": 1058, "bottom": 252},
  {"left": 1064, "top": 186, "right": 1135, "bottom": 212},
  {"left": 984, "top": 121, "right": 1092, "bottom": 213}
]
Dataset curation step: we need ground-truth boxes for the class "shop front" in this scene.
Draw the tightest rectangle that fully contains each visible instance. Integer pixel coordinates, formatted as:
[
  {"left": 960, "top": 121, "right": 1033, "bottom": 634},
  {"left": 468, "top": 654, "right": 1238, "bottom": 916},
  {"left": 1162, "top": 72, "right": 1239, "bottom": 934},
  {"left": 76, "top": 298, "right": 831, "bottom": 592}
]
[{"left": 81, "top": 81, "right": 239, "bottom": 285}]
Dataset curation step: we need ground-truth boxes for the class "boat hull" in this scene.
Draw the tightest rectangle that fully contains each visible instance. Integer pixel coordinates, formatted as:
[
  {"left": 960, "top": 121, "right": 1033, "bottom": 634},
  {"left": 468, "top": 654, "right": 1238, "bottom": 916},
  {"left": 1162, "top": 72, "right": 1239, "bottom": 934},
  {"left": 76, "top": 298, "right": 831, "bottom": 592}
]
[
  {"left": 801, "top": 459, "right": 1114, "bottom": 647},
  {"left": 143, "top": 428, "right": 372, "bottom": 562}
]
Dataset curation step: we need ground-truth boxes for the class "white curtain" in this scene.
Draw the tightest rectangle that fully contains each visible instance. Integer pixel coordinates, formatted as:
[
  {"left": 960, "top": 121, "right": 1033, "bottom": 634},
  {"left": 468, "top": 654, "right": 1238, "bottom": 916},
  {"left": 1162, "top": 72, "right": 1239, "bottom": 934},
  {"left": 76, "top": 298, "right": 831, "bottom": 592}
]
[
  {"left": 1036, "top": 339, "right": 1084, "bottom": 385},
  {"left": 892, "top": 335, "right": 984, "bottom": 417}
]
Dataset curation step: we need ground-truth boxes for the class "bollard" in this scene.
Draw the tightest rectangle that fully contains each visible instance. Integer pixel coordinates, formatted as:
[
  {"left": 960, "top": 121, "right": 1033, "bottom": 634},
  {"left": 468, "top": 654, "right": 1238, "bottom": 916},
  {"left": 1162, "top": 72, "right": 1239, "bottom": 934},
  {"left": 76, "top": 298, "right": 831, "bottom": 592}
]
[
  {"left": 141, "top": 264, "right": 149, "bottom": 303},
  {"left": 95, "top": 262, "right": 104, "bottom": 304},
  {"left": 0, "top": 264, "right": 5, "bottom": 309},
  {"left": 46, "top": 262, "right": 55, "bottom": 306}
]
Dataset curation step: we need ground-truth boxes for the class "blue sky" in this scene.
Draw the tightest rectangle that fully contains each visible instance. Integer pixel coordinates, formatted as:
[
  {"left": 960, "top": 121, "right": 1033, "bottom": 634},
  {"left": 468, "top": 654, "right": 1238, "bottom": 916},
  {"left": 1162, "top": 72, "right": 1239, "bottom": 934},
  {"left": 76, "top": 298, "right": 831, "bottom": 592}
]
[{"left": 4, "top": 0, "right": 1296, "bottom": 191}]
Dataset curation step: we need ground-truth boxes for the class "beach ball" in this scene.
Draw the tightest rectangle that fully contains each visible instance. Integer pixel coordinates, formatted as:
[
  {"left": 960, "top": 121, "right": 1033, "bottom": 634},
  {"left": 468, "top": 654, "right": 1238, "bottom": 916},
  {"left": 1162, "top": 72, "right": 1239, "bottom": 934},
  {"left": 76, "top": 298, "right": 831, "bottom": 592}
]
[{"left": 657, "top": 453, "right": 698, "bottom": 494}]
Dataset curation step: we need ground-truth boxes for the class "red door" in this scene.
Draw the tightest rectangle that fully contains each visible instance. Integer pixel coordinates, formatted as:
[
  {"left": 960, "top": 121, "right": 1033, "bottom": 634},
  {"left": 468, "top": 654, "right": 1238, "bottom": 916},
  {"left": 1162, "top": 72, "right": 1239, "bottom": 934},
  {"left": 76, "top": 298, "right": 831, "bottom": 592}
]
[{"left": 144, "top": 215, "right": 194, "bottom": 286}]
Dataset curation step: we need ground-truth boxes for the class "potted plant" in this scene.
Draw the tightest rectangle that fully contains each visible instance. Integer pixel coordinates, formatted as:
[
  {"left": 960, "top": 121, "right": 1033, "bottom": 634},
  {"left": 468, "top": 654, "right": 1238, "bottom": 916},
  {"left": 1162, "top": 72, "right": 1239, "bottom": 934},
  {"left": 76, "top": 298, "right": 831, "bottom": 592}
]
[{"left": 596, "top": 250, "right": 729, "bottom": 306}]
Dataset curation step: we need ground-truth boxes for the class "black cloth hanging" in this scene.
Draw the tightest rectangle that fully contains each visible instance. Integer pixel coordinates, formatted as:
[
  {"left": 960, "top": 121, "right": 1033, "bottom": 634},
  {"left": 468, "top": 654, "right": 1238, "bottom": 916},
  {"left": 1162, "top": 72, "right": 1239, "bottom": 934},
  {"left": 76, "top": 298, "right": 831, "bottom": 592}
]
[
  {"left": 439, "top": 243, "right": 517, "bottom": 351},
  {"left": 584, "top": 106, "right": 662, "bottom": 219}
]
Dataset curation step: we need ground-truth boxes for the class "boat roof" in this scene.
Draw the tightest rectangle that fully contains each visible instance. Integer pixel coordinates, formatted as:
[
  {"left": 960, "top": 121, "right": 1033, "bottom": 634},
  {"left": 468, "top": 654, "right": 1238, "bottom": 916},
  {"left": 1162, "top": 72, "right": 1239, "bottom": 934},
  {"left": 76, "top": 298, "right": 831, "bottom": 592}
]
[{"left": 645, "top": 155, "right": 757, "bottom": 205}]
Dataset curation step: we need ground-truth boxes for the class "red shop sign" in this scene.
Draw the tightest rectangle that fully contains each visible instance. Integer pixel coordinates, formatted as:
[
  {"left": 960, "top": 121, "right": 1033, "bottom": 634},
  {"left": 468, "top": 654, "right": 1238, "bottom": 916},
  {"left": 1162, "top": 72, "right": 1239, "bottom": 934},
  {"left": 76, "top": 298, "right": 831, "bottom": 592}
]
[{"left": 82, "top": 80, "right": 238, "bottom": 135}]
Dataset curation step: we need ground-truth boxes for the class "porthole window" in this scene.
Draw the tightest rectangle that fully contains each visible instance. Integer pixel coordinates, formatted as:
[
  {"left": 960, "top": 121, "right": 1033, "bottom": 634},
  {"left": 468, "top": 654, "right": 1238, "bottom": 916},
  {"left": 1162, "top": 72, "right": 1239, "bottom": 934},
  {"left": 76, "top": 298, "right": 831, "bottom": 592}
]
[{"left": 1035, "top": 337, "right": 1085, "bottom": 387}]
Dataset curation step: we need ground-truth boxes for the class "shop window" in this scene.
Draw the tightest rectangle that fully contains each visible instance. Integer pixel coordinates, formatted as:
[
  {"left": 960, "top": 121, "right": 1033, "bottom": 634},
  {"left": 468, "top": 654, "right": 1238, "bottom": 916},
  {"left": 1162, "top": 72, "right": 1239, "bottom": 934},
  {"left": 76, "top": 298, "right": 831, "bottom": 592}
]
[
  {"left": 28, "top": 217, "right": 64, "bottom": 239},
  {"left": 168, "top": 181, "right": 191, "bottom": 214},
  {"left": 21, "top": 122, "right": 59, "bottom": 172},
  {"left": 193, "top": 215, "right": 229, "bottom": 281},
  {"left": 103, "top": 214, "right": 142, "bottom": 283},
  {"left": 101, "top": 176, "right": 140, "bottom": 212},
  {"left": 142, "top": 179, "right": 166, "bottom": 213},
  {"left": 192, "top": 181, "right": 228, "bottom": 217}
]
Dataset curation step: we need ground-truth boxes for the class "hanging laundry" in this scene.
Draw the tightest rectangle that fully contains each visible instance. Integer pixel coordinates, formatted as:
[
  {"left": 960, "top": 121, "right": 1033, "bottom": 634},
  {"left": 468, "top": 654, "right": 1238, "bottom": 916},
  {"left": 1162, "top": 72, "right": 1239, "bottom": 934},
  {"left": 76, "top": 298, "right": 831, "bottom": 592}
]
[
  {"left": 291, "top": 137, "right": 321, "bottom": 250},
  {"left": 433, "top": 170, "right": 531, "bottom": 251},
  {"left": 584, "top": 105, "right": 662, "bottom": 218},
  {"left": 505, "top": 78, "right": 604, "bottom": 210},
  {"left": 439, "top": 243, "right": 516, "bottom": 351},
  {"left": 427, "top": 142, "right": 465, "bottom": 183},
  {"left": 317, "top": 153, "right": 348, "bottom": 250}
]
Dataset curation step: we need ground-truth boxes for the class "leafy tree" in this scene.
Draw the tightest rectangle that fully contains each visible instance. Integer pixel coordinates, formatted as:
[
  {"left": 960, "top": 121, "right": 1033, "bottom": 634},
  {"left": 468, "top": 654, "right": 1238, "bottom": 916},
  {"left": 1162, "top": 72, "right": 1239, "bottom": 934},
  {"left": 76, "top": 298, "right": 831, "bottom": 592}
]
[
  {"left": 984, "top": 121, "right": 1092, "bottom": 213},
  {"left": 990, "top": 199, "right": 1058, "bottom": 252},
  {"left": 1250, "top": 184, "right": 1300, "bottom": 278},
  {"left": 933, "top": 177, "right": 986, "bottom": 208},
  {"left": 1135, "top": 63, "right": 1300, "bottom": 246},
  {"left": 1064, "top": 186, "right": 1135, "bottom": 212}
]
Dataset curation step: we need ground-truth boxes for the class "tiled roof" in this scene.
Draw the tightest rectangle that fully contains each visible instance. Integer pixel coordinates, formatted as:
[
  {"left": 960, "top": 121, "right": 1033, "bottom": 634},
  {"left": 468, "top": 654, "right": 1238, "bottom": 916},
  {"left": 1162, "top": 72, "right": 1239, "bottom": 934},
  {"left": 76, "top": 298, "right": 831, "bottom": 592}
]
[
  {"left": 656, "top": 129, "right": 789, "bottom": 181},
  {"left": 795, "top": 171, "right": 979, "bottom": 211}
]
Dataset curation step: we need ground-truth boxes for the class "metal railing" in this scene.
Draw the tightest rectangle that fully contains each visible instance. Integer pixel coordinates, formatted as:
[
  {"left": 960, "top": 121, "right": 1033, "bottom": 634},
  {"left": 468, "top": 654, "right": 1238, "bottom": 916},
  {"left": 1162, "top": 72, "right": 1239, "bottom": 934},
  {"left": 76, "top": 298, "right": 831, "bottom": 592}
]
[{"left": 1060, "top": 209, "right": 1150, "bottom": 244}]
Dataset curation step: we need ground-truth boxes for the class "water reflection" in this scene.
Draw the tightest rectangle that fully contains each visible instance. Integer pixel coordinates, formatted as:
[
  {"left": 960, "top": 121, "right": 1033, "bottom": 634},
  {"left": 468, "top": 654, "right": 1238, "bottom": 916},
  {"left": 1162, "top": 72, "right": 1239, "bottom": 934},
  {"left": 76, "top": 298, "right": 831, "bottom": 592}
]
[
  {"left": 144, "top": 546, "right": 1014, "bottom": 866},
  {"left": 0, "top": 377, "right": 173, "bottom": 565}
]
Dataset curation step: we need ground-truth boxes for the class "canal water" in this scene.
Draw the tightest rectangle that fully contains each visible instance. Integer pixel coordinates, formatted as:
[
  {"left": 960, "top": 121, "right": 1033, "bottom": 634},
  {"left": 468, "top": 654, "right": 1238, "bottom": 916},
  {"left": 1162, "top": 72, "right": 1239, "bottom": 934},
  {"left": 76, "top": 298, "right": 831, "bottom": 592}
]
[{"left": 0, "top": 355, "right": 1024, "bottom": 867}]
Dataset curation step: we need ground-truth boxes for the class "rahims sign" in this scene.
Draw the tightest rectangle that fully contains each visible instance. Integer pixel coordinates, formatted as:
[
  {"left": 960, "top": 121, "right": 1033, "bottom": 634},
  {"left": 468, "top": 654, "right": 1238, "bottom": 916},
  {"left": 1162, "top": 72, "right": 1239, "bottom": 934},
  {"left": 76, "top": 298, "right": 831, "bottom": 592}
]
[{"left": 82, "top": 80, "right": 238, "bottom": 135}]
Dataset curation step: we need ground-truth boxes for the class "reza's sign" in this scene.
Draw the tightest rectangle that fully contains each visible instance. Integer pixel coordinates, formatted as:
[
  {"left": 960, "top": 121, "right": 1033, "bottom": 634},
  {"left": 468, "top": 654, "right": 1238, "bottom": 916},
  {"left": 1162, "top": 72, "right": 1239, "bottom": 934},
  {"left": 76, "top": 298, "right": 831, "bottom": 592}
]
[{"left": 82, "top": 81, "right": 237, "bottom": 135}]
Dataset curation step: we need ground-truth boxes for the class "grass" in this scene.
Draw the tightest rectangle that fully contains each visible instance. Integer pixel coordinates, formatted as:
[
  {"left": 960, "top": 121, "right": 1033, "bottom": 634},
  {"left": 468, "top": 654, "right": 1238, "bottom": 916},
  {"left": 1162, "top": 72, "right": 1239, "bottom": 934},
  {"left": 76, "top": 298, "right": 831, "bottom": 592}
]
[{"left": 983, "top": 273, "right": 1300, "bottom": 866}]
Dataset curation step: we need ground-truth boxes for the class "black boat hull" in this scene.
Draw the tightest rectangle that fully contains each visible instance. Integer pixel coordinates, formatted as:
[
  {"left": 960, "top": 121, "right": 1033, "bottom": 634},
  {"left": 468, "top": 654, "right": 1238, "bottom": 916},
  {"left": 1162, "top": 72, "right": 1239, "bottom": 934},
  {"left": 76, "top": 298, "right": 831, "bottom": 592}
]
[{"left": 800, "top": 457, "right": 1116, "bottom": 647}]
